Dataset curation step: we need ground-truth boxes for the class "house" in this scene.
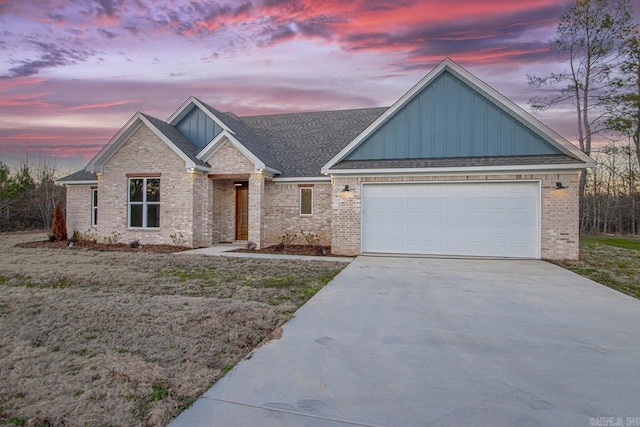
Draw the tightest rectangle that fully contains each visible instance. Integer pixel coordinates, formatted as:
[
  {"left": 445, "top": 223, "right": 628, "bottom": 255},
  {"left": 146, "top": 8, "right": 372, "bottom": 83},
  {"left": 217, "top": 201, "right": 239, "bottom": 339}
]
[{"left": 57, "top": 58, "right": 594, "bottom": 260}]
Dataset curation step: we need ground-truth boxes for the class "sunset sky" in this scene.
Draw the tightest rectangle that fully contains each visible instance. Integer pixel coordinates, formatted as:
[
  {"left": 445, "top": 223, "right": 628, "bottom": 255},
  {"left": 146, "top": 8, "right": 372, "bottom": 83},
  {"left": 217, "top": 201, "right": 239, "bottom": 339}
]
[{"left": 0, "top": 0, "right": 625, "bottom": 173}]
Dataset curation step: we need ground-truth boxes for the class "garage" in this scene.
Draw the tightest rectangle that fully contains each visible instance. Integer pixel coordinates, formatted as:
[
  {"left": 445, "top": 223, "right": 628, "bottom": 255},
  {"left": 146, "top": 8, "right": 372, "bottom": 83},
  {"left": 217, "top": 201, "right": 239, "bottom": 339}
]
[{"left": 361, "top": 181, "right": 540, "bottom": 258}]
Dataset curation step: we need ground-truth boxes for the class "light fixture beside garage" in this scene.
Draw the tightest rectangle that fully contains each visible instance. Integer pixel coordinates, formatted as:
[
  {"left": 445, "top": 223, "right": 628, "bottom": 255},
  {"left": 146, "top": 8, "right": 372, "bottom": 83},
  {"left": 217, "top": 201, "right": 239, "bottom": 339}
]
[
  {"left": 341, "top": 184, "right": 354, "bottom": 198},
  {"left": 555, "top": 182, "right": 567, "bottom": 190}
]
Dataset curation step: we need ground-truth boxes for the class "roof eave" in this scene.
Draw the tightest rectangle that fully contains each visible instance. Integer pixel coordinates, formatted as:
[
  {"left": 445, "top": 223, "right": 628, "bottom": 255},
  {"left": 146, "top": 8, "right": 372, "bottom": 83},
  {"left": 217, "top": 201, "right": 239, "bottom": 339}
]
[
  {"left": 326, "top": 162, "right": 591, "bottom": 176},
  {"left": 55, "top": 180, "right": 98, "bottom": 186},
  {"left": 198, "top": 131, "right": 282, "bottom": 175}
]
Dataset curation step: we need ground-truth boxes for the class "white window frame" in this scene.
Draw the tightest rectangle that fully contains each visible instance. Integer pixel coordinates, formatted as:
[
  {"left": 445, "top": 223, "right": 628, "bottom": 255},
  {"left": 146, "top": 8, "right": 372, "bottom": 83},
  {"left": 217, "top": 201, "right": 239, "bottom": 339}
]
[
  {"left": 91, "top": 188, "right": 98, "bottom": 227},
  {"left": 299, "top": 187, "right": 313, "bottom": 216},
  {"left": 128, "top": 177, "right": 160, "bottom": 229}
]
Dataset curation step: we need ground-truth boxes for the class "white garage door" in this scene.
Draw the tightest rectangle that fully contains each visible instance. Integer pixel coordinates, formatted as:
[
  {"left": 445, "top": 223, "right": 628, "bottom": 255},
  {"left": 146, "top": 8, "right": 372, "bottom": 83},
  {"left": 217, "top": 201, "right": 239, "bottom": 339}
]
[{"left": 362, "top": 182, "right": 539, "bottom": 258}]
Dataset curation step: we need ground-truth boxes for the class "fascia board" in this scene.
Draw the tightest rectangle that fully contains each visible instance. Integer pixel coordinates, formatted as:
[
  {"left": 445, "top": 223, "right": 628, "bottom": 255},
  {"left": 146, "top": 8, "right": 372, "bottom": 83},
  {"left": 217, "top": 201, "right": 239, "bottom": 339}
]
[
  {"left": 272, "top": 177, "right": 331, "bottom": 183},
  {"left": 137, "top": 115, "right": 200, "bottom": 170},
  {"left": 196, "top": 131, "right": 228, "bottom": 161},
  {"left": 322, "top": 59, "right": 452, "bottom": 172},
  {"left": 86, "top": 114, "right": 144, "bottom": 172},
  {"left": 197, "top": 131, "right": 282, "bottom": 174},
  {"left": 55, "top": 180, "right": 98, "bottom": 186},
  {"left": 326, "top": 162, "right": 589, "bottom": 176}
]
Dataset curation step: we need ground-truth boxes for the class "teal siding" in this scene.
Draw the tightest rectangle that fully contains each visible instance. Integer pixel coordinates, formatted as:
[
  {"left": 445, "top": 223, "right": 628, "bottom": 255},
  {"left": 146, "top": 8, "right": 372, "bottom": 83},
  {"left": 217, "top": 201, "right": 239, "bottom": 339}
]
[
  {"left": 176, "top": 107, "right": 223, "bottom": 149},
  {"left": 346, "top": 71, "right": 561, "bottom": 161}
]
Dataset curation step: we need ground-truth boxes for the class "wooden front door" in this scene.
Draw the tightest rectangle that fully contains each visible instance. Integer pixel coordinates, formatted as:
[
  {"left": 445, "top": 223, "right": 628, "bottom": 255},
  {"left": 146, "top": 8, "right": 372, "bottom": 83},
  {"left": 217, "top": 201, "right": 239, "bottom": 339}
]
[{"left": 235, "top": 185, "right": 249, "bottom": 240}]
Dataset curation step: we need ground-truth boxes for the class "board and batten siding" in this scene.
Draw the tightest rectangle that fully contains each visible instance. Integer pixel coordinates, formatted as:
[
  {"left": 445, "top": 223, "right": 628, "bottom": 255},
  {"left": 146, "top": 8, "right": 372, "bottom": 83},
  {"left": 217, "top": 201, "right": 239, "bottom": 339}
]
[
  {"left": 346, "top": 71, "right": 561, "bottom": 161},
  {"left": 175, "top": 106, "right": 223, "bottom": 149}
]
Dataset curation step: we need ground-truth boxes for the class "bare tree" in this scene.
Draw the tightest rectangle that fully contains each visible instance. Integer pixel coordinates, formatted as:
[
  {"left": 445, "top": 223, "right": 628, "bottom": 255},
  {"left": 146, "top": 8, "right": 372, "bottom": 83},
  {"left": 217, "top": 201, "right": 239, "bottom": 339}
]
[
  {"left": 528, "top": 0, "right": 633, "bottom": 197},
  {"left": 606, "top": 23, "right": 640, "bottom": 170}
]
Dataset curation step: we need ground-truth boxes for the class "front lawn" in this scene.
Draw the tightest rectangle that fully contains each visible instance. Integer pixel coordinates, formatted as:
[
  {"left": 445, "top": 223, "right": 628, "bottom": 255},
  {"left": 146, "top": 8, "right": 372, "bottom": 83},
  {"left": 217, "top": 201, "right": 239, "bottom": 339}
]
[
  {"left": 552, "top": 234, "right": 640, "bottom": 299},
  {"left": 0, "top": 232, "right": 346, "bottom": 426}
]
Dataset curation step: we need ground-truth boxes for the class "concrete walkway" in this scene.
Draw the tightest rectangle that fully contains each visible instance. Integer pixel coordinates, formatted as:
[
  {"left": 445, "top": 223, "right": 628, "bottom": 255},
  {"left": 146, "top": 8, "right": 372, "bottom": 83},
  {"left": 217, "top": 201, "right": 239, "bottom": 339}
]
[
  {"left": 171, "top": 256, "right": 640, "bottom": 426},
  {"left": 175, "top": 244, "right": 353, "bottom": 263}
]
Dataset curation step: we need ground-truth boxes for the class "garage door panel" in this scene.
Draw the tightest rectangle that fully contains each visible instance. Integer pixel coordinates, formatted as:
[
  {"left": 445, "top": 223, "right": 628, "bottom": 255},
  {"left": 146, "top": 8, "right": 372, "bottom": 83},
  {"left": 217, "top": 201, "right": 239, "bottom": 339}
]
[{"left": 362, "top": 182, "right": 539, "bottom": 258}]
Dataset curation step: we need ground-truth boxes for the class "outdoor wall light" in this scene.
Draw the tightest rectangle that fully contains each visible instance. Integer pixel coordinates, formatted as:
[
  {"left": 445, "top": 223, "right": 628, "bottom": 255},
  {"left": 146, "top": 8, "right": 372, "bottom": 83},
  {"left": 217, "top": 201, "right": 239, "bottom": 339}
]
[
  {"left": 342, "top": 185, "right": 351, "bottom": 192},
  {"left": 556, "top": 182, "right": 567, "bottom": 190}
]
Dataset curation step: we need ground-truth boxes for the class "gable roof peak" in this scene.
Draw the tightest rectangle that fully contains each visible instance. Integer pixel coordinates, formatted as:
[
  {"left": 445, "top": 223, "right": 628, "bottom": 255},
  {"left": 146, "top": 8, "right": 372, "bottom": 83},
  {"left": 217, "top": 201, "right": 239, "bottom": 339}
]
[{"left": 322, "top": 58, "right": 594, "bottom": 173}]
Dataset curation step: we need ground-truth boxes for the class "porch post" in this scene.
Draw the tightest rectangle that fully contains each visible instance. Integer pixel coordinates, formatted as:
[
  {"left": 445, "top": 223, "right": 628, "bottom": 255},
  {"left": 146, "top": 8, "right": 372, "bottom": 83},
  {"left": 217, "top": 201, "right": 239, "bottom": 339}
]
[{"left": 248, "top": 171, "right": 265, "bottom": 248}]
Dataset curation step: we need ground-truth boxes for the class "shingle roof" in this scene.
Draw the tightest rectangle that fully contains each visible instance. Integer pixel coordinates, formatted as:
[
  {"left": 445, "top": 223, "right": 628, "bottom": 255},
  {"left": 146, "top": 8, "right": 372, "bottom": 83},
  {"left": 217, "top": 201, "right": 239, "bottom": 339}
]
[
  {"left": 193, "top": 99, "right": 284, "bottom": 172},
  {"left": 239, "top": 107, "right": 388, "bottom": 177},
  {"left": 56, "top": 169, "right": 98, "bottom": 183},
  {"left": 333, "top": 155, "right": 584, "bottom": 170},
  {"left": 141, "top": 113, "right": 209, "bottom": 168}
]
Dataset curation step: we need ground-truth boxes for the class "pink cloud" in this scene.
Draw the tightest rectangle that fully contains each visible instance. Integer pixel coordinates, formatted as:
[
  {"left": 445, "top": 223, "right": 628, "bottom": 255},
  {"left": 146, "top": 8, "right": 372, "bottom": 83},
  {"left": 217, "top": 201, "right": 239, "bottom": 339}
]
[{"left": 68, "top": 100, "right": 133, "bottom": 110}]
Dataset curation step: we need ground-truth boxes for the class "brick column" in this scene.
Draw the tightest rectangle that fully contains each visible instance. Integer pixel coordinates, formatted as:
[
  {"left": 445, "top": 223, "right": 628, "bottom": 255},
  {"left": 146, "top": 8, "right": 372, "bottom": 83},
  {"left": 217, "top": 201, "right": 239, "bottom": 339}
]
[
  {"left": 331, "top": 177, "right": 361, "bottom": 256},
  {"left": 248, "top": 172, "right": 265, "bottom": 248}
]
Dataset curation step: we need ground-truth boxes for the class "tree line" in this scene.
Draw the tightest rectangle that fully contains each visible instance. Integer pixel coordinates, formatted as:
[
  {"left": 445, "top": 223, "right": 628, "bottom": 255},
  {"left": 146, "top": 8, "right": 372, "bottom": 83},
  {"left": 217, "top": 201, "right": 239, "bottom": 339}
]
[
  {"left": 529, "top": 0, "right": 639, "bottom": 235},
  {"left": 0, "top": 161, "right": 66, "bottom": 231}
]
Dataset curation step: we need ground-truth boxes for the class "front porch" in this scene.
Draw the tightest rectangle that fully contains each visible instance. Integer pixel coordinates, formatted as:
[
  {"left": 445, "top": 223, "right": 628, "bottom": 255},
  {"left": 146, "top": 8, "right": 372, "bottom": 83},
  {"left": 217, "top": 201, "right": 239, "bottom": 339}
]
[{"left": 209, "top": 172, "right": 265, "bottom": 248}]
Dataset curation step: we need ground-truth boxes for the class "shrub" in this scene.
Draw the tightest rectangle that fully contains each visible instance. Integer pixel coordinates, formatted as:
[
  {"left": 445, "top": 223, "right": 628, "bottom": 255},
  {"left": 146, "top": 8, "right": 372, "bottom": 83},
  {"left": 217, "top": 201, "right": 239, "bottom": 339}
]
[
  {"left": 102, "top": 231, "right": 122, "bottom": 244},
  {"left": 274, "top": 242, "right": 286, "bottom": 252},
  {"left": 314, "top": 245, "right": 327, "bottom": 256},
  {"left": 246, "top": 241, "right": 257, "bottom": 251},
  {"left": 51, "top": 203, "right": 67, "bottom": 241},
  {"left": 279, "top": 232, "right": 297, "bottom": 247},
  {"left": 129, "top": 239, "right": 142, "bottom": 248},
  {"left": 301, "top": 229, "right": 320, "bottom": 246},
  {"left": 77, "top": 229, "right": 98, "bottom": 243},
  {"left": 70, "top": 229, "right": 81, "bottom": 243},
  {"left": 47, "top": 233, "right": 56, "bottom": 242},
  {"left": 170, "top": 232, "right": 187, "bottom": 247}
]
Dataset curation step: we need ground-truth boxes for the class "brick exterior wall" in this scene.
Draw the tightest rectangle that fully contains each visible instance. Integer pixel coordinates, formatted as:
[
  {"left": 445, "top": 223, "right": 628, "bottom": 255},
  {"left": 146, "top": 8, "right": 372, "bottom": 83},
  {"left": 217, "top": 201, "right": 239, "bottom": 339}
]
[
  {"left": 263, "top": 182, "right": 332, "bottom": 247},
  {"left": 331, "top": 172, "right": 581, "bottom": 260},
  {"left": 97, "top": 125, "right": 206, "bottom": 247},
  {"left": 65, "top": 185, "right": 94, "bottom": 236},
  {"left": 69, "top": 122, "right": 581, "bottom": 259}
]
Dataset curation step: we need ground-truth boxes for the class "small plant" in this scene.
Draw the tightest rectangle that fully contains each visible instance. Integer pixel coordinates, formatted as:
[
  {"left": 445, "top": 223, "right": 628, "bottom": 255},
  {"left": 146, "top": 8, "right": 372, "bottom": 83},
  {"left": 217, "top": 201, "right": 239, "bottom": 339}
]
[
  {"left": 170, "top": 232, "right": 187, "bottom": 247},
  {"left": 71, "top": 229, "right": 82, "bottom": 243},
  {"left": 47, "top": 233, "right": 56, "bottom": 242},
  {"left": 301, "top": 229, "right": 320, "bottom": 246},
  {"left": 149, "top": 382, "right": 169, "bottom": 402},
  {"left": 274, "top": 242, "right": 286, "bottom": 252},
  {"left": 279, "top": 232, "right": 297, "bottom": 248},
  {"left": 246, "top": 241, "right": 257, "bottom": 251},
  {"left": 129, "top": 239, "right": 142, "bottom": 248},
  {"left": 102, "top": 230, "right": 122, "bottom": 244},
  {"left": 314, "top": 245, "right": 327, "bottom": 256},
  {"left": 75, "top": 229, "right": 98, "bottom": 243},
  {"left": 51, "top": 203, "right": 67, "bottom": 241}
]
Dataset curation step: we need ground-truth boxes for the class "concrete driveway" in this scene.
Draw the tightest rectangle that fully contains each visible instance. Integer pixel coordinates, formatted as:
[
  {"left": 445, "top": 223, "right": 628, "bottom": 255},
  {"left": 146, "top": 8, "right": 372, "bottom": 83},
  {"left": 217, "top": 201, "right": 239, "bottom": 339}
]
[{"left": 171, "top": 256, "right": 640, "bottom": 426}]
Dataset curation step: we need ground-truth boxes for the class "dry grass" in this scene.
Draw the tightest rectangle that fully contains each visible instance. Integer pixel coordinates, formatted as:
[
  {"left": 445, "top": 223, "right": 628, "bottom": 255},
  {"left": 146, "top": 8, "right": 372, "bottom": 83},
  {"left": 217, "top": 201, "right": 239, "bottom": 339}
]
[{"left": 0, "top": 232, "right": 346, "bottom": 426}]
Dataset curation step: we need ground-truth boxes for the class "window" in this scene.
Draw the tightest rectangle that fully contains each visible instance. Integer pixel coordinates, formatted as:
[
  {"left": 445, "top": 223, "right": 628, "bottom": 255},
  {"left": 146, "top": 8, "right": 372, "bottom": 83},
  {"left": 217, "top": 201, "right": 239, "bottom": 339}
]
[
  {"left": 91, "top": 188, "right": 98, "bottom": 227},
  {"left": 128, "top": 178, "right": 160, "bottom": 228},
  {"left": 300, "top": 187, "right": 313, "bottom": 215}
]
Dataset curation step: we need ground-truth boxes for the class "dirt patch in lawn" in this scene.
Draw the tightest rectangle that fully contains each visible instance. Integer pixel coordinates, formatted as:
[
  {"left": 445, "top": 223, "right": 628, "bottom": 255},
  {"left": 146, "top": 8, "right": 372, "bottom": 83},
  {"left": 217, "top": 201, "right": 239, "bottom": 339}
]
[
  {"left": 233, "top": 244, "right": 350, "bottom": 257},
  {"left": 18, "top": 239, "right": 189, "bottom": 253},
  {"left": 0, "top": 232, "right": 346, "bottom": 426}
]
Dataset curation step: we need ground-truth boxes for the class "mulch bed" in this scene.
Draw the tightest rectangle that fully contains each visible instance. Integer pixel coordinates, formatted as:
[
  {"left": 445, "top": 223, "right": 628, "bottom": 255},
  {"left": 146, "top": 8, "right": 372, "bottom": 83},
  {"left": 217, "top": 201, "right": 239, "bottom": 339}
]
[
  {"left": 232, "top": 244, "right": 348, "bottom": 257},
  {"left": 18, "top": 240, "right": 189, "bottom": 253}
]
